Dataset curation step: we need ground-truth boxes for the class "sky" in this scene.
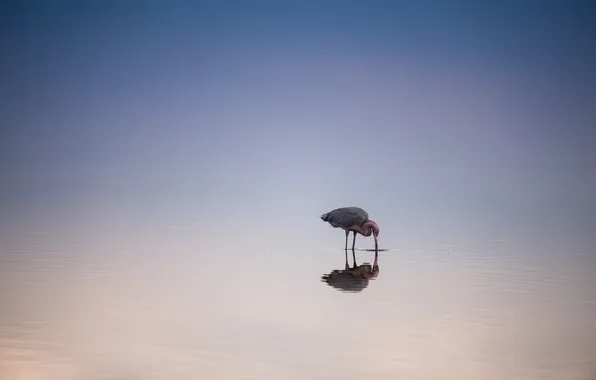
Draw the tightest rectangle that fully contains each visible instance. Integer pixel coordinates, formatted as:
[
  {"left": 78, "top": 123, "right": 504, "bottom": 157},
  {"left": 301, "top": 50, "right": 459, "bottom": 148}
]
[{"left": 1, "top": 0, "right": 595, "bottom": 252}]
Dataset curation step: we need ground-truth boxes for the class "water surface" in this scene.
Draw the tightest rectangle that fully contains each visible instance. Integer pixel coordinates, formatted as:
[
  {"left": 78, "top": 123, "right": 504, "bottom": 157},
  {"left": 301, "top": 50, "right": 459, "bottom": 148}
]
[{"left": 2, "top": 229, "right": 595, "bottom": 380}]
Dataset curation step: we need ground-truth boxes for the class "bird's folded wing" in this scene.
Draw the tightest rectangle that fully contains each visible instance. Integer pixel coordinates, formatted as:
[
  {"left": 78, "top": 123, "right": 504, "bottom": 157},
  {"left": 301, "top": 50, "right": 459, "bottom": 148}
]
[{"left": 328, "top": 207, "right": 368, "bottom": 227}]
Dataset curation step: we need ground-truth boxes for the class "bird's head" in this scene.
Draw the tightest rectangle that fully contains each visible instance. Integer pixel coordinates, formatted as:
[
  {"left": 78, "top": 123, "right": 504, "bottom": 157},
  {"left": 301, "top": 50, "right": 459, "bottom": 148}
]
[{"left": 363, "top": 219, "right": 380, "bottom": 251}]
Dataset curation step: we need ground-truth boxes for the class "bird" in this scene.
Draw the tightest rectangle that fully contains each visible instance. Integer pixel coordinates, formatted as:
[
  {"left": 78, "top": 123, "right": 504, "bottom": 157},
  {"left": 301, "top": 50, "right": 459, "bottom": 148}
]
[{"left": 321, "top": 206, "right": 379, "bottom": 252}]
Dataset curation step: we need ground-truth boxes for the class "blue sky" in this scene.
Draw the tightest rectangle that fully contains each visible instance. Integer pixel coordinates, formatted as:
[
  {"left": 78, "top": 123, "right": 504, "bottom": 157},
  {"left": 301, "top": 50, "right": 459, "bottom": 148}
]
[{"left": 2, "top": 1, "right": 595, "bottom": 251}]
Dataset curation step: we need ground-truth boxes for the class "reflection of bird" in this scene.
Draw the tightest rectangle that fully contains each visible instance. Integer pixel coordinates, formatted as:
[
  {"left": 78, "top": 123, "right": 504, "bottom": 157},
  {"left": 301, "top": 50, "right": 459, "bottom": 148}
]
[
  {"left": 321, "top": 207, "right": 379, "bottom": 251},
  {"left": 321, "top": 249, "right": 379, "bottom": 293}
]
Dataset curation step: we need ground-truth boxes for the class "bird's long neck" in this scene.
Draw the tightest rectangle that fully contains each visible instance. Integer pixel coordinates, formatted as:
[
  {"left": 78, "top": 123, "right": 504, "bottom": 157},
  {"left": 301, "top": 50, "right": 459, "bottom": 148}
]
[
  {"left": 346, "top": 219, "right": 379, "bottom": 237},
  {"left": 360, "top": 219, "right": 379, "bottom": 237}
]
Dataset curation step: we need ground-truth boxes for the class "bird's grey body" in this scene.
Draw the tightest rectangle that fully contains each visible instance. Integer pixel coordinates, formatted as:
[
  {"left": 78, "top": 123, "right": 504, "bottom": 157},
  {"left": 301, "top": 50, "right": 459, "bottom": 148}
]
[
  {"left": 321, "top": 206, "right": 380, "bottom": 251},
  {"left": 321, "top": 207, "right": 369, "bottom": 229}
]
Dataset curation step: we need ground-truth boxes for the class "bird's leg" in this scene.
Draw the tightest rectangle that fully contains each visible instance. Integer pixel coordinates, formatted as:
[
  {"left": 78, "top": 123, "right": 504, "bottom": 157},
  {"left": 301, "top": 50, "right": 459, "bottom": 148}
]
[
  {"left": 352, "top": 231, "right": 357, "bottom": 251},
  {"left": 351, "top": 247, "right": 357, "bottom": 268},
  {"left": 344, "top": 249, "right": 349, "bottom": 270},
  {"left": 344, "top": 230, "right": 349, "bottom": 251}
]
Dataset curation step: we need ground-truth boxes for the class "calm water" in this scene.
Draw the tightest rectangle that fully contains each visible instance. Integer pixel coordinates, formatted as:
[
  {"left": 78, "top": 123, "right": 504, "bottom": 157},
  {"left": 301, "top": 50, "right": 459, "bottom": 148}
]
[{"left": 1, "top": 225, "right": 595, "bottom": 380}]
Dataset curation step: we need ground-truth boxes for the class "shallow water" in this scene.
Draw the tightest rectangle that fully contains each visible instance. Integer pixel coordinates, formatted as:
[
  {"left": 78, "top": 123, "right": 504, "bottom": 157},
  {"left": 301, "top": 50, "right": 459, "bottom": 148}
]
[{"left": 1, "top": 230, "right": 595, "bottom": 380}]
